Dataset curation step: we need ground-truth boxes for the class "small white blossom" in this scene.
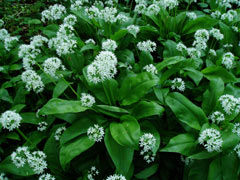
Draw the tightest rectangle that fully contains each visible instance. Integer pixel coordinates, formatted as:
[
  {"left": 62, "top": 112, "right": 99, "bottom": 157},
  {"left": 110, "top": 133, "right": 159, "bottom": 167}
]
[
  {"left": 219, "top": 94, "right": 238, "bottom": 115},
  {"left": 70, "top": 0, "right": 87, "bottom": 11},
  {"left": 186, "top": 12, "right": 197, "bottom": 20},
  {"left": 54, "top": 126, "right": 66, "bottom": 141},
  {"left": 11, "top": 146, "right": 31, "bottom": 168},
  {"left": 102, "top": 39, "right": 117, "bottom": 51},
  {"left": 41, "top": 4, "right": 66, "bottom": 23},
  {"left": 99, "top": 7, "right": 118, "bottom": 23},
  {"left": 171, "top": 78, "right": 185, "bottom": 92},
  {"left": 81, "top": 93, "right": 96, "bottom": 107},
  {"left": 30, "top": 35, "right": 48, "bottom": 47},
  {"left": 209, "top": 28, "right": 224, "bottom": 41},
  {"left": 211, "top": 11, "right": 221, "bottom": 19},
  {"left": 85, "top": 6, "right": 101, "bottom": 19},
  {"left": 232, "top": 123, "right": 240, "bottom": 137},
  {"left": 222, "top": 52, "right": 234, "bottom": 69},
  {"left": 187, "top": 47, "right": 201, "bottom": 59},
  {"left": 234, "top": 143, "right": 240, "bottom": 158},
  {"left": 43, "top": 57, "right": 65, "bottom": 78},
  {"left": 198, "top": 128, "right": 223, "bottom": 152},
  {"left": 116, "top": 14, "right": 129, "bottom": 23},
  {"left": 4, "top": 36, "right": 18, "bottom": 51},
  {"left": 27, "top": 151, "right": 47, "bottom": 174},
  {"left": 106, "top": 174, "right": 126, "bottom": 180},
  {"left": 193, "top": 40, "right": 207, "bottom": 51},
  {"left": 156, "top": 0, "right": 179, "bottom": 10},
  {"left": 209, "top": 49, "right": 216, "bottom": 56},
  {"left": 134, "top": 4, "right": 147, "bottom": 14},
  {"left": 143, "top": 64, "right": 158, "bottom": 74},
  {"left": 137, "top": 40, "right": 156, "bottom": 52},
  {"left": 87, "top": 166, "right": 99, "bottom": 180},
  {"left": 37, "top": 122, "right": 48, "bottom": 131},
  {"left": 127, "top": 25, "right": 140, "bottom": 36},
  {"left": 39, "top": 173, "right": 55, "bottom": 180},
  {"left": 139, "top": 133, "right": 156, "bottom": 163},
  {"left": 147, "top": 4, "right": 160, "bottom": 15},
  {"left": 223, "top": 44, "right": 233, "bottom": 48},
  {"left": 85, "top": 39, "right": 96, "bottom": 45},
  {"left": 21, "top": 70, "right": 44, "bottom": 93},
  {"left": 209, "top": 111, "right": 225, "bottom": 124},
  {"left": 0, "top": 172, "right": 8, "bottom": 180},
  {"left": 194, "top": 29, "right": 209, "bottom": 42},
  {"left": 180, "top": 155, "right": 194, "bottom": 166},
  {"left": 64, "top": 15, "right": 77, "bottom": 26},
  {"left": 0, "top": 29, "right": 9, "bottom": 41},
  {"left": 87, "top": 124, "right": 104, "bottom": 142},
  {"left": 176, "top": 42, "right": 187, "bottom": 52},
  {"left": 0, "top": 110, "right": 22, "bottom": 131},
  {"left": 232, "top": 26, "right": 238, "bottom": 32}
]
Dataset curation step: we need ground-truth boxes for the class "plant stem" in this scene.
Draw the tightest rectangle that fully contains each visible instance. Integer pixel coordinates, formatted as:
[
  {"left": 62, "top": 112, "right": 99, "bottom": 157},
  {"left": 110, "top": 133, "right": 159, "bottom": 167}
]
[
  {"left": 102, "top": 82, "right": 112, "bottom": 106},
  {"left": 61, "top": 76, "right": 81, "bottom": 99}
]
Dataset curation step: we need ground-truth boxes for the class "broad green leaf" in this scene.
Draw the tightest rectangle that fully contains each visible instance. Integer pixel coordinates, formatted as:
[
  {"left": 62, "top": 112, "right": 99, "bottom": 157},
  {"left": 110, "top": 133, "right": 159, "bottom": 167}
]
[
  {"left": 156, "top": 56, "right": 186, "bottom": 71},
  {"left": 166, "top": 92, "right": 208, "bottom": 130},
  {"left": 39, "top": 98, "right": 88, "bottom": 115},
  {"left": 153, "top": 87, "right": 169, "bottom": 105},
  {"left": 184, "top": 68, "right": 203, "bottom": 86},
  {"left": 111, "top": 29, "right": 128, "bottom": 41},
  {"left": 139, "top": 51, "right": 153, "bottom": 68},
  {"left": 132, "top": 101, "right": 164, "bottom": 120},
  {"left": 188, "top": 150, "right": 218, "bottom": 160},
  {"left": 60, "top": 135, "right": 95, "bottom": 170},
  {"left": 119, "top": 72, "right": 159, "bottom": 106},
  {"left": 221, "top": 151, "right": 239, "bottom": 180},
  {"left": 42, "top": 24, "right": 59, "bottom": 38},
  {"left": 163, "top": 40, "right": 181, "bottom": 58},
  {"left": 208, "top": 157, "right": 221, "bottom": 180},
  {"left": 53, "top": 80, "right": 69, "bottom": 98},
  {"left": 188, "top": 160, "right": 209, "bottom": 180},
  {"left": 94, "top": 105, "right": 129, "bottom": 118},
  {"left": 110, "top": 115, "right": 141, "bottom": 148},
  {"left": 135, "top": 163, "right": 159, "bottom": 179},
  {"left": 202, "top": 66, "right": 237, "bottom": 83},
  {"left": 161, "top": 134, "right": 197, "bottom": 156},
  {"left": 202, "top": 78, "right": 224, "bottom": 115},
  {"left": 21, "top": 112, "right": 41, "bottom": 124},
  {"left": 104, "top": 129, "right": 134, "bottom": 176},
  {"left": 116, "top": 49, "right": 135, "bottom": 65},
  {"left": 0, "top": 88, "right": 13, "bottom": 103}
]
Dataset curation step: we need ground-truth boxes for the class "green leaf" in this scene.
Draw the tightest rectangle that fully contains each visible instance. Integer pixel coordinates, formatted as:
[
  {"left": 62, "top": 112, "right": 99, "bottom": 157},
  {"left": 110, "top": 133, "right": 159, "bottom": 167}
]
[
  {"left": 42, "top": 24, "right": 59, "bottom": 38},
  {"left": 156, "top": 56, "right": 186, "bottom": 71},
  {"left": 139, "top": 51, "right": 153, "bottom": 68},
  {"left": 0, "top": 88, "right": 13, "bottom": 103},
  {"left": 221, "top": 151, "right": 239, "bottom": 180},
  {"left": 132, "top": 101, "right": 164, "bottom": 120},
  {"left": 60, "top": 135, "right": 95, "bottom": 170},
  {"left": 21, "top": 112, "right": 41, "bottom": 125},
  {"left": 166, "top": 92, "right": 208, "bottom": 130},
  {"left": 188, "top": 160, "right": 209, "bottom": 180},
  {"left": 116, "top": 49, "right": 135, "bottom": 65},
  {"left": 53, "top": 80, "right": 69, "bottom": 98},
  {"left": 182, "top": 16, "right": 218, "bottom": 34},
  {"left": 39, "top": 98, "right": 88, "bottom": 115},
  {"left": 202, "top": 78, "right": 224, "bottom": 115},
  {"left": 208, "top": 157, "right": 221, "bottom": 180},
  {"left": 111, "top": 29, "right": 128, "bottom": 41},
  {"left": 110, "top": 115, "right": 141, "bottom": 148},
  {"left": 163, "top": 40, "right": 181, "bottom": 58},
  {"left": 119, "top": 72, "right": 159, "bottom": 106},
  {"left": 184, "top": 68, "right": 203, "bottom": 86},
  {"left": 135, "top": 163, "right": 159, "bottom": 179},
  {"left": 104, "top": 129, "right": 134, "bottom": 176},
  {"left": 161, "top": 134, "right": 197, "bottom": 156},
  {"left": 189, "top": 150, "right": 218, "bottom": 160},
  {"left": 202, "top": 66, "right": 237, "bottom": 83}
]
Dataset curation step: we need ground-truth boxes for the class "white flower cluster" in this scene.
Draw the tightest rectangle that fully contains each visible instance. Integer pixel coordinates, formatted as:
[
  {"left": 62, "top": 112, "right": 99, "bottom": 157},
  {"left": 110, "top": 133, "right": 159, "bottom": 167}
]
[
  {"left": 41, "top": 4, "right": 66, "bottom": 23},
  {"left": 30, "top": 35, "right": 48, "bottom": 48},
  {"left": 139, "top": 133, "right": 156, "bottom": 163},
  {"left": 37, "top": 121, "right": 48, "bottom": 132},
  {"left": 80, "top": 93, "right": 96, "bottom": 107},
  {"left": 180, "top": 155, "right": 194, "bottom": 166},
  {"left": 217, "top": 0, "right": 240, "bottom": 8},
  {"left": 0, "top": 173, "right": 8, "bottom": 180},
  {"left": 106, "top": 174, "right": 126, "bottom": 180},
  {"left": 198, "top": 128, "right": 223, "bottom": 152},
  {"left": 85, "top": 6, "right": 101, "bottom": 19},
  {"left": 137, "top": 40, "right": 157, "bottom": 52},
  {"left": 176, "top": 42, "right": 187, "bottom": 53},
  {"left": 0, "top": 28, "right": 19, "bottom": 51},
  {"left": 222, "top": 52, "right": 234, "bottom": 69},
  {"left": 143, "top": 64, "right": 158, "bottom": 74},
  {"left": 134, "top": 3, "right": 147, "bottom": 14},
  {"left": 156, "top": 0, "right": 179, "bottom": 10},
  {"left": 171, "top": 78, "right": 185, "bottom": 92},
  {"left": 39, "top": 173, "right": 55, "bottom": 180},
  {"left": 209, "top": 49, "right": 217, "bottom": 56},
  {"left": 102, "top": 39, "right": 117, "bottom": 51},
  {"left": 21, "top": 70, "right": 45, "bottom": 93},
  {"left": 0, "top": 110, "right": 22, "bottom": 131},
  {"left": 219, "top": 94, "right": 239, "bottom": 115},
  {"left": 234, "top": 143, "right": 240, "bottom": 158},
  {"left": 176, "top": 42, "right": 201, "bottom": 59},
  {"left": 71, "top": 0, "right": 88, "bottom": 11},
  {"left": 63, "top": 15, "right": 77, "bottom": 26},
  {"left": 116, "top": 14, "right": 129, "bottom": 23},
  {"left": 43, "top": 57, "right": 65, "bottom": 78},
  {"left": 87, "top": 51, "right": 118, "bottom": 84},
  {"left": 11, "top": 147, "right": 47, "bottom": 174},
  {"left": 87, "top": 166, "right": 99, "bottom": 180},
  {"left": 232, "top": 123, "right": 240, "bottom": 137},
  {"left": 0, "top": 29, "right": 9, "bottom": 41},
  {"left": 193, "top": 29, "right": 209, "bottom": 51},
  {"left": 48, "top": 24, "right": 77, "bottom": 56},
  {"left": 127, "top": 25, "right": 140, "bottom": 36},
  {"left": 211, "top": 10, "right": 222, "bottom": 19},
  {"left": 147, "top": 4, "right": 160, "bottom": 15},
  {"left": 186, "top": 12, "right": 197, "bottom": 20},
  {"left": 87, "top": 124, "right": 105, "bottom": 142},
  {"left": 209, "top": 28, "right": 224, "bottom": 41},
  {"left": 85, "top": 39, "right": 96, "bottom": 45},
  {"left": 54, "top": 126, "right": 66, "bottom": 141},
  {"left": 221, "top": 10, "right": 237, "bottom": 22},
  {"left": 209, "top": 111, "right": 225, "bottom": 124}
]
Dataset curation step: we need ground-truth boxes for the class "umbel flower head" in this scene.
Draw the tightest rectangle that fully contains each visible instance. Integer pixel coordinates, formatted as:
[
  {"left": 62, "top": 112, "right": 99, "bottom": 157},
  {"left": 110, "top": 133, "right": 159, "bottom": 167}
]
[
  {"left": 54, "top": 126, "right": 66, "bottom": 141},
  {"left": 0, "top": 172, "right": 8, "bottom": 180},
  {"left": 41, "top": 4, "right": 66, "bottom": 23},
  {"left": 222, "top": 52, "right": 234, "bottom": 69},
  {"left": 127, "top": 25, "right": 140, "bottom": 36},
  {"left": 137, "top": 40, "right": 157, "bottom": 52},
  {"left": 143, "top": 64, "right": 158, "bottom": 74},
  {"left": 80, "top": 93, "right": 96, "bottom": 107},
  {"left": 87, "top": 51, "right": 118, "bottom": 84},
  {"left": 43, "top": 57, "right": 65, "bottom": 78},
  {"left": 171, "top": 78, "right": 185, "bottom": 92},
  {"left": 234, "top": 143, "right": 240, "bottom": 158},
  {"left": 106, "top": 174, "right": 126, "bottom": 180},
  {"left": 139, "top": 133, "right": 156, "bottom": 163},
  {"left": 209, "top": 111, "right": 225, "bottom": 124},
  {"left": 87, "top": 124, "right": 105, "bottom": 142},
  {"left": 27, "top": 151, "right": 47, "bottom": 174},
  {"left": 219, "top": 94, "right": 238, "bottom": 115},
  {"left": 39, "top": 173, "right": 55, "bottom": 180},
  {"left": 102, "top": 39, "right": 117, "bottom": 51},
  {"left": 11, "top": 146, "right": 31, "bottom": 168},
  {"left": 232, "top": 123, "right": 240, "bottom": 137},
  {"left": 87, "top": 166, "right": 99, "bottom": 180},
  {"left": 37, "top": 121, "right": 48, "bottom": 132},
  {"left": 198, "top": 128, "right": 223, "bottom": 152},
  {"left": 0, "top": 110, "right": 22, "bottom": 131}
]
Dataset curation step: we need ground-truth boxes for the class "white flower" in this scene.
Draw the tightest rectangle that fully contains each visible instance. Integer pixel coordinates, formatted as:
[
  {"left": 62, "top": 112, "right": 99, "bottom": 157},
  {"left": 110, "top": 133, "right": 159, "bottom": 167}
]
[
  {"left": 99, "top": 7, "right": 118, "bottom": 23},
  {"left": 70, "top": 0, "right": 87, "bottom": 11},
  {"left": 198, "top": 128, "right": 223, "bottom": 152},
  {"left": 209, "top": 111, "right": 225, "bottom": 124},
  {"left": 87, "top": 51, "right": 118, "bottom": 84},
  {"left": 43, "top": 57, "right": 65, "bottom": 78},
  {"left": 209, "top": 28, "right": 224, "bottom": 41},
  {"left": 171, "top": 78, "right": 185, "bottom": 92},
  {"left": 0, "top": 110, "right": 22, "bottom": 131},
  {"left": 0, "top": 172, "right": 8, "bottom": 180},
  {"left": 39, "top": 173, "right": 55, "bottom": 180},
  {"left": 186, "top": 12, "right": 197, "bottom": 20},
  {"left": 219, "top": 94, "right": 237, "bottom": 115},
  {"left": 87, "top": 166, "right": 99, "bottom": 180},
  {"left": 143, "top": 64, "right": 158, "bottom": 74},
  {"left": 41, "top": 4, "right": 66, "bottom": 23},
  {"left": 222, "top": 52, "right": 234, "bottom": 69},
  {"left": 106, "top": 174, "right": 126, "bottom": 180},
  {"left": 180, "top": 155, "right": 194, "bottom": 166},
  {"left": 156, "top": 0, "right": 179, "bottom": 10},
  {"left": 4, "top": 36, "right": 18, "bottom": 51},
  {"left": 81, "top": 93, "right": 96, "bottom": 107},
  {"left": 139, "top": 133, "right": 156, "bottom": 163},
  {"left": 87, "top": 124, "right": 104, "bottom": 142},
  {"left": 232, "top": 123, "right": 240, "bottom": 137},
  {"left": 64, "top": 14, "right": 77, "bottom": 26},
  {"left": 147, "top": 4, "right": 160, "bottom": 15},
  {"left": 37, "top": 122, "right": 48, "bottom": 131},
  {"left": 11, "top": 146, "right": 31, "bottom": 168},
  {"left": 127, "top": 25, "right": 140, "bottom": 36},
  {"left": 102, "top": 39, "right": 117, "bottom": 51},
  {"left": 30, "top": 35, "right": 48, "bottom": 47},
  {"left": 85, "top": 39, "right": 96, "bottom": 45},
  {"left": 27, "top": 151, "right": 47, "bottom": 174},
  {"left": 116, "top": 14, "right": 129, "bottom": 23},
  {"left": 54, "top": 126, "right": 66, "bottom": 141},
  {"left": 0, "top": 19, "right": 4, "bottom": 27},
  {"left": 134, "top": 3, "right": 147, "bottom": 14},
  {"left": 234, "top": 143, "right": 240, "bottom": 158},
  {"left": 221, "top": 10, "right": 237, "bottom": 22},
  {"left": 137, "top": 40, "right": 157, "bottom": 52},
  {"left": 176, "top": 42, "right": 187, "bottom": 52},
  {"left": 21, "top": 70, "right": 45, "bottom": 93},
  {"left": 209, "top": 49, "right": 216, "bottom": 56},
  {"left": 187, "top": 47, "right": 201, "bottom": 59},
  {"left": 223, "top": 44, "right": 233, "bottom": 48},
  {"left": 0, "top": 29, "right": 9, "bottom": 41},
  {"left": 193, "top": 40, "right": 207, "bottom": 51},
  {"left": 194, "top": 29, "right": 209, "bottom": 42},
  {"left": 232, "top": 26, "right": 238, "bottom": 32},
  {"left": 211, "top": 11, "right": 221, "bottom": 19},
  {"left": 85, "top": 6, "right": 101, "bottom": 19}
]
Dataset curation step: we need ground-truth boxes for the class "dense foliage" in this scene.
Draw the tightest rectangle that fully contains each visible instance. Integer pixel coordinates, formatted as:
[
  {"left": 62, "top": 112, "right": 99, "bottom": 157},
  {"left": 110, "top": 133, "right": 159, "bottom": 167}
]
[{"left": 1, "top": 0, "right": 240, "bottom": 179}]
